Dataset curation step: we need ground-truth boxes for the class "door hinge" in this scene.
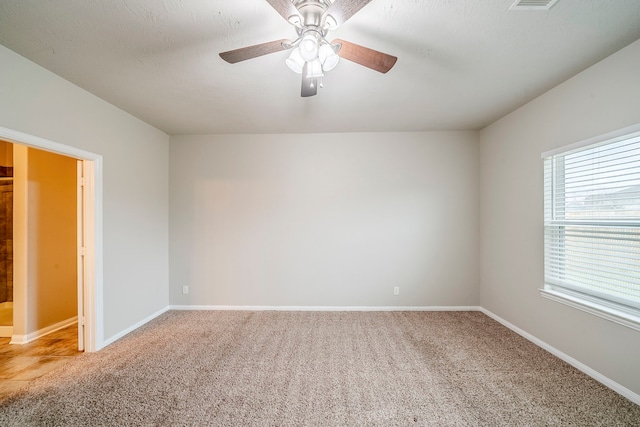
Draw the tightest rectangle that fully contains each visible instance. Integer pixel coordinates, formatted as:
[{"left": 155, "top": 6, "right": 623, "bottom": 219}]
[
  {"left": 79, "top": 177, "right": 86, "bottom": 187},
  {"left": 80, "top": 247, "right": 86, "bottom": 256},
  {"left": 80, "top": 316, "right": 85, "bottom": 326}
]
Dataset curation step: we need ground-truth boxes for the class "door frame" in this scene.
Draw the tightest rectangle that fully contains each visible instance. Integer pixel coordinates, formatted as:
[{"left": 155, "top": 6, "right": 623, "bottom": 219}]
[{"left": 0, "top": 126, "right": 102, "bottom": 352}]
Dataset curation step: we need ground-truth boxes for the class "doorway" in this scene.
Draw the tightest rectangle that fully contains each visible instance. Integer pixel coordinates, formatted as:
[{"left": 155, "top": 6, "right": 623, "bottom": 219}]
[
  {"left": 0, "top": 143, "right": 13, "bottom": 337},
  {"left": 0, "top": 126, "right": 99, "bottom": 352},
  {"left": 0, "top": 142, "right": 79, "bottom": 350}
]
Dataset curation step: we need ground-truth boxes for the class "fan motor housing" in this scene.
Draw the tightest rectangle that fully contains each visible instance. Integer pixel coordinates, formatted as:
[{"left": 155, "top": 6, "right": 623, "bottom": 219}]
[{"left": 294, "top": 0, "right": 329, "bottom": 27}]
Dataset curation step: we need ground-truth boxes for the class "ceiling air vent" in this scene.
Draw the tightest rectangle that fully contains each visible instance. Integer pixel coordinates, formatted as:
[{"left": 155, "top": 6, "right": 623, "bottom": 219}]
[{"left": 509, "top": 0, "right": 558, "bottom": 10}]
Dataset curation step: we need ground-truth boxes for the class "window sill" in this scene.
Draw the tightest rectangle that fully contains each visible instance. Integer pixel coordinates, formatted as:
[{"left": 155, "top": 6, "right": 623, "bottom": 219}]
[{"left": 540, "top": 288, "right": 640, "bottom": 333}]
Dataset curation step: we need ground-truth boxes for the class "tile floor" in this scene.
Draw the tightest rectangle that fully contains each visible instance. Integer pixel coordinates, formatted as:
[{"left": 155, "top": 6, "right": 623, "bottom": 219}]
[{"left": 0, "top": 324, "right": 82, "bottom": 399}]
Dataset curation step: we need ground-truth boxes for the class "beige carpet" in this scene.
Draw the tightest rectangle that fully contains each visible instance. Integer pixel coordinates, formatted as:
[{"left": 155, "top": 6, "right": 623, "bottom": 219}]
[{"left": 0, "top": 310, "right": 638, "bottom": 426}]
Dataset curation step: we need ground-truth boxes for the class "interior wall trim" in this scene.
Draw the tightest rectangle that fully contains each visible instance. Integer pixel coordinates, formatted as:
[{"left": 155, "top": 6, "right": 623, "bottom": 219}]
[
  {"left": 108, "top": 304, "right": 639, "bottom": 404},
  {"left": 479, "top": 307, "right": 640, "bottom": 406},
  {"left": 169, "top": 305, "right": 483, "bottom": 312},
  {"left": 10, "top": 316, "right": 77, "bottom": 345},
  {"left": 101, "top": 305, "right": 170, "bottom": 349}
]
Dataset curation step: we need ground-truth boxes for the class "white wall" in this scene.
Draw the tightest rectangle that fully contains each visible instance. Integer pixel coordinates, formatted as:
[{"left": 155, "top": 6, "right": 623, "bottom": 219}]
[
  {"left": 170, "top": 132, "right": 479, "bottom": 307},
  {"left": 479, "top": 39, "right": 640, "bottom": 395},
  {"left": 0, "top": 45, "right": 170, "bottom": 344}
]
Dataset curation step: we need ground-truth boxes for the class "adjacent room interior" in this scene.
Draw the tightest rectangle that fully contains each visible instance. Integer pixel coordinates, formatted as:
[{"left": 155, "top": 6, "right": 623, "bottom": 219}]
[{"left": 0, "top": 0, "right": 639, "bottom": 424}]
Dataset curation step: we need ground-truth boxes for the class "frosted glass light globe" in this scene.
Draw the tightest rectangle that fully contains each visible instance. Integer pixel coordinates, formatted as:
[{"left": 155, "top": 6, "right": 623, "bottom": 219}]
[
  {"left": 299, "top": 34, "right": 319, "bottom": 62},
  {"left": 285, "top": 48, "right": 304, "bottom": 74},
  {"left": 319, "top": 44, "right": 339, "bottom": 71}
]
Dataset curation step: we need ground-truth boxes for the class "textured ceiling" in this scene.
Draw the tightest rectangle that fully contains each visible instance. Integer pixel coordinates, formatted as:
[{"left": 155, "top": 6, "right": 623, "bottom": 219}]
[{"left": 0, "top": 0, "right": 639, "bottom": 135}]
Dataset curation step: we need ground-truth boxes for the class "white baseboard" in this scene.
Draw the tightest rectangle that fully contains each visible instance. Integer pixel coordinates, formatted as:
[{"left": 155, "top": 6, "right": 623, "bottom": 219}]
[
  {"left": 169, "top": 305, "right": 482, "bottom": 312},
  {"left": 10, "top": 316, "right": 77, "bottom": 344},
  {"left": 479, "top": 307, "right": 640, "bottom": 406},
  {"left": 100, "top": 305, "right": 170, "bottom": 349},
  {"left": 0, "top": 325, "right": 13, "bottom": 337},
  {"left": 100, "top": 304, "right": 640, "bottom": 405}
]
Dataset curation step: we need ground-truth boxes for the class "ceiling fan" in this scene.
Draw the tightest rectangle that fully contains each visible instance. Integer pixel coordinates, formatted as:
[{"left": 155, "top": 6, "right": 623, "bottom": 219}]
[{"left": 219, "top": 0, "right": 397, "bottom": 97}]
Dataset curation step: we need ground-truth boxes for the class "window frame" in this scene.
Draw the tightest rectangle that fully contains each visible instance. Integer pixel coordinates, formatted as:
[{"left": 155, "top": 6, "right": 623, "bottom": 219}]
[{"left": 540, "top": 123, "right": 640, "bottom": 332}]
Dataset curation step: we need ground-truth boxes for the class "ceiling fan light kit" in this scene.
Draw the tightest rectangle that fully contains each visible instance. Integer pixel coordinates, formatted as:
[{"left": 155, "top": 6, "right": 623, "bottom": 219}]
[
  {"left": 285, "top": 32, "right": 340, "bottom": 76},
  {"left": 318, "top": 44, "right": 339, "bottom": 71},
  {"left": 285, "top": 48, "right": 304, "bottom": 73},
  {"left": 219, "top": 0, "right": 397, "bottom": 97},
  {"left": 299, "top": 33, "right": 320, "bottom": 61}
]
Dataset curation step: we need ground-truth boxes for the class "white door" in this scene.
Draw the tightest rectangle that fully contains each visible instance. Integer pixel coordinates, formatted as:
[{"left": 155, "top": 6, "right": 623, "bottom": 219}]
[{"left": 77, "top": 160, "right": 85, "bottom": 351}]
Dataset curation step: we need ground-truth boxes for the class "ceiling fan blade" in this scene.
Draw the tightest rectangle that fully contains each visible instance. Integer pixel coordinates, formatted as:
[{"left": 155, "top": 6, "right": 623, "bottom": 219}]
[
  {"left": 265, "top": 0, "right": 300, "bottom": 22},
  {"left": 301, "top": 63, "right": 318, "bottom": 97},
  {"left": 324, "top": 0, "right": 373, "bottom": 26},
  {"left": 219, "top": 39, "right": 289, "bottom": 64},
  {"left": 333, "top": 39, "right": 397, "bottom": 73}
]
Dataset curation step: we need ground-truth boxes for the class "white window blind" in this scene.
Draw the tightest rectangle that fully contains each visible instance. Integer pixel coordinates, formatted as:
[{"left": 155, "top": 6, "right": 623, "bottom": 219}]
[{"left": 543, "top": 130, "right": 640, "bottom": 320}]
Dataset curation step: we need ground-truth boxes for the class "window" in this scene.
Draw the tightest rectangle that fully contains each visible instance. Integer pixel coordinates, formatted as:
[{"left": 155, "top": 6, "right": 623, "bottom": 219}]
[{"left": 542, "top": 126, "right": 640, "bottom": 330}]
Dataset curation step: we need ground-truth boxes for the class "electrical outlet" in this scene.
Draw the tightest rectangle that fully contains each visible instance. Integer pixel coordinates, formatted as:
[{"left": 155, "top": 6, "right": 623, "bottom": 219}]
[
  {"left": 393, "top": 286, "right": 400, "bottom": 296},
  {"left": 182, "top": 285, "right": 189, "bottom": 295}
]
